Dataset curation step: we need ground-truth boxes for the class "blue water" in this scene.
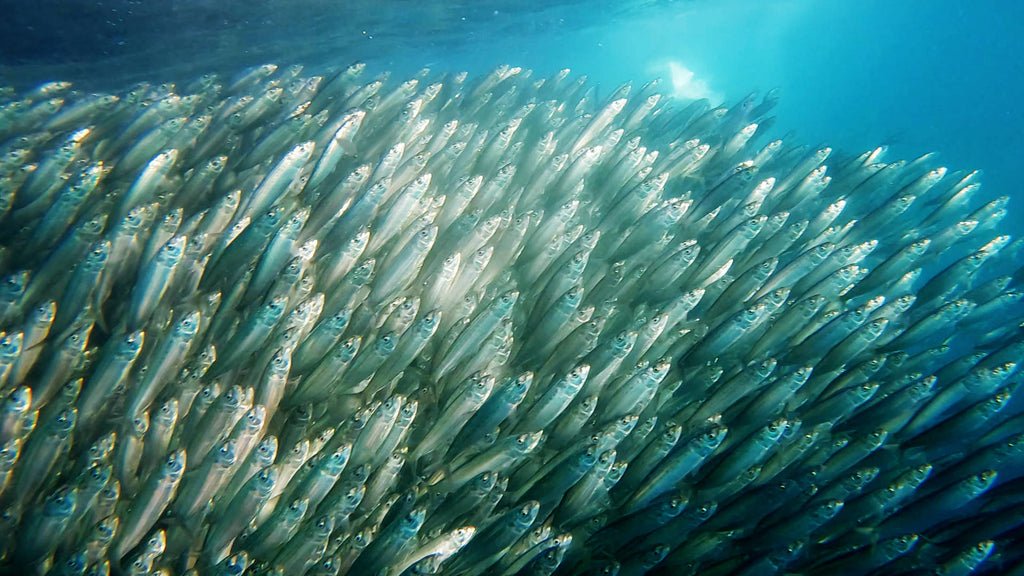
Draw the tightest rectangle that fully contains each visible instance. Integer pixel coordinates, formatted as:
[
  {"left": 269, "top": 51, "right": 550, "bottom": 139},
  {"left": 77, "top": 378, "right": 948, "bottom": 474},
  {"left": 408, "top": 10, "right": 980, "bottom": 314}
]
[
  {"left": 2, "top": 0, "right": 1020, "bottom": 227},
  {"left": 421, "top": 0, "right": 1023, "bottom": 228},
  {"left": 1, "top": 2, "right": 1022, "bottom": 571}
]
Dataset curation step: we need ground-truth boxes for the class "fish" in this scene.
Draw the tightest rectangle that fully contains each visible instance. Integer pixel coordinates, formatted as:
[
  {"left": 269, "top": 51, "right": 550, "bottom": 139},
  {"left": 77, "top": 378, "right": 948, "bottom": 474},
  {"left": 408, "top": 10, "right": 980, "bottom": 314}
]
[{"left": 0, "top": 61, "right": 1018, "bottom": 576}]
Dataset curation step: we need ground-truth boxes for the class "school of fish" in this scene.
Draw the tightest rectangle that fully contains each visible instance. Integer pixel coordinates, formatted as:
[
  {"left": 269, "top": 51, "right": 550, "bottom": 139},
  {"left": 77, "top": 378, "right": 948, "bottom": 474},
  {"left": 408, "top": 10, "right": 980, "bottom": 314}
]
[{"left": 0, "top": 61, "right": 1021, "bottom": 576}]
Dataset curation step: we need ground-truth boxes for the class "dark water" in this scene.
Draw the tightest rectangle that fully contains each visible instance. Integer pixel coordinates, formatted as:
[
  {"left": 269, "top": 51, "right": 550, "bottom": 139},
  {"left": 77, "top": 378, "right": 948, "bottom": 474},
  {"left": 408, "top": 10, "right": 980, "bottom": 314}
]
[{"left": 0, "top": 0, "right": 620, "bottom": 83}]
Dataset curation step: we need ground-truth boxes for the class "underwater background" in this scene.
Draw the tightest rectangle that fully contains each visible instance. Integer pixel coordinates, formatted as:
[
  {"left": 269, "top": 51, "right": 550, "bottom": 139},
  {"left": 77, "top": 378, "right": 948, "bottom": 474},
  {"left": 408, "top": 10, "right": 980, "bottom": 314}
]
[
  {"left": 2, "top": 0, "right": 1022, "bottom": 229},
  {"left": 2, "top": 1, "right": 1024, "bottom": 575}
]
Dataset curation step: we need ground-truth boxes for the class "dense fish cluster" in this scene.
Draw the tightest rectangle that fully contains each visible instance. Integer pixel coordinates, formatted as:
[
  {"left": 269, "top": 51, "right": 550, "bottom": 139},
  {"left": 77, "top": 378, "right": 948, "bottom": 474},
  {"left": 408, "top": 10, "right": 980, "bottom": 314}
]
[{"left": 0, "top": 61, "right": 1022, "bottom": 576}]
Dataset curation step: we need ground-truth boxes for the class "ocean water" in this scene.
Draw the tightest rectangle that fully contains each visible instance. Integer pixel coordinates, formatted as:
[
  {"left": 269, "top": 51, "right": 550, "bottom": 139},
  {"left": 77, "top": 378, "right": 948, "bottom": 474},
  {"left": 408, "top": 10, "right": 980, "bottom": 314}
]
[
  {"left": 2, "top": 1, "right": 1023, "bottom": 574},
  {"left": 2, "top": 0, "right": 1021, "bottom": 228}
]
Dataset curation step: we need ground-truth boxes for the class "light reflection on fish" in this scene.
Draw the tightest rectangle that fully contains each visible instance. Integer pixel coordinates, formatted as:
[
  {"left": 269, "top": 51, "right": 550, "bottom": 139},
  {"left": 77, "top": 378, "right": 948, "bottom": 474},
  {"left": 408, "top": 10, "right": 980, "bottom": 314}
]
[{"left": 0, "top": 60, "right": 1019, "bottom": 576}]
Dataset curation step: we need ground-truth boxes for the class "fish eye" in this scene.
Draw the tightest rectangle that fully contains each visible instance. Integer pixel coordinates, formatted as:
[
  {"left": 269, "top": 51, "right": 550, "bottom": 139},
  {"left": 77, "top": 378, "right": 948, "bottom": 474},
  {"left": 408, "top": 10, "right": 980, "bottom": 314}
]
[{"left": 257, "top": 441, "right": 275, "bottom": 456}]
